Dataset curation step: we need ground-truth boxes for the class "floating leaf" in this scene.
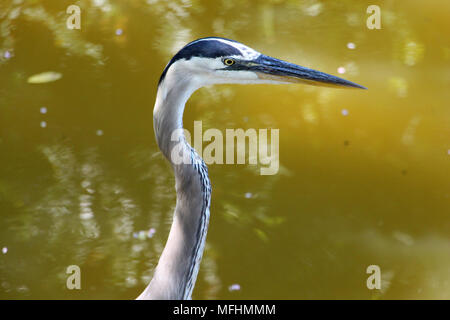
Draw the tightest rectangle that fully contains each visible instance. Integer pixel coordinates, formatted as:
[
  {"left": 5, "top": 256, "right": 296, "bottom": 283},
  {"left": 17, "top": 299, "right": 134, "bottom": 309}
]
[
  {"left": 254, "top": 228, "right": 269, "bottom": 243},
  {"left": 27, "top": 71, "right": 62, "bottom": 84}
]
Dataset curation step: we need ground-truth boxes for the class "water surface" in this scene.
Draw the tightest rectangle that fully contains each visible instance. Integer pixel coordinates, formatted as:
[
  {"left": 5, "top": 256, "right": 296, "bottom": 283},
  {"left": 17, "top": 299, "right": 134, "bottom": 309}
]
[{"left": 0, "top": 0, "right": 449, "bottom": 299}]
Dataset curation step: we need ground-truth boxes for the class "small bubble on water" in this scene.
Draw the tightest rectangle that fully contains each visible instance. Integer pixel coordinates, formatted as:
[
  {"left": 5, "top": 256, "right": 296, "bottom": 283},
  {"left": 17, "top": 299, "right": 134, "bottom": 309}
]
[
  {"left": 341, "top": 109, "right": 349, "bottom": 116},
  {"left": 347, "top": 42, "right": 356, "bottom": 50},
  {"left": 447, "top": 149, "right": 450, "bottom": 155},
  {"left": 4, "top": 51, "right": 12, "bottom": 59},
  {"left": 337, "top": 67, "right": 346, "bottom": 74},
  {"left": 40, "top": 107, "right": 47, "bottom": 114},
  {"left": 138, "top": 231, "right": 147, "bottom": 240},
  {"left": 40, "top": 121, "right": 47, "bottom": 128},
  {"left": 228, "top": 284, "right": 241, "bottom": 291},
  {"left": 244, "top": 192, "right": 253, "bottom": 199},
  {"left": 2, "top": 247, "right": 7, "bottom": 254},
  {"left": 147, "top": 228, "right": 156, "bottom": 238},
  {"left": 115, "top": 28, "right": 123, "bottom": 36},
  {"left": 96, "top": 129, "right": 104, "bottom": 136}
]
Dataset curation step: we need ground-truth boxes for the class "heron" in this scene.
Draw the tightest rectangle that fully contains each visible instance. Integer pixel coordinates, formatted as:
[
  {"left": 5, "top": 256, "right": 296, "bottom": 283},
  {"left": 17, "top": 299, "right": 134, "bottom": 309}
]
[{"left": 137, "top": 37, "right": 366, "bottom": 300}]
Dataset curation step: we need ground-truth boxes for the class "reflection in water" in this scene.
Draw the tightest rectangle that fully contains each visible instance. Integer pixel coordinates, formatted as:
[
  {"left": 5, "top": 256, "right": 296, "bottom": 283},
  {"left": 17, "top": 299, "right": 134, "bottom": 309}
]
[
  {"left": 0, "top": 142, "right": 222, "bottom": 298},
  {"left": 0, "top": 0, "right": 449, "bottom": 299}
]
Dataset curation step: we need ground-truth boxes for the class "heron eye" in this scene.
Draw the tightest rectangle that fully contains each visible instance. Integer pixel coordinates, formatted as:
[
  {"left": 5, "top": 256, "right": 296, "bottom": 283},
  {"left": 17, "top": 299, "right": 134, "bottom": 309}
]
[{"left": 223, "top": 58, "right": 235, "bottom": 66}]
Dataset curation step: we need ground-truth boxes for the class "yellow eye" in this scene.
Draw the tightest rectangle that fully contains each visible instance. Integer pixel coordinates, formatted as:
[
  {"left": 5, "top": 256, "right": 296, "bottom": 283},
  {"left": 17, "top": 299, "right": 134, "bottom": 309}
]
[{"left": 223, "top": 58, "right": 235, "bottom": 66}]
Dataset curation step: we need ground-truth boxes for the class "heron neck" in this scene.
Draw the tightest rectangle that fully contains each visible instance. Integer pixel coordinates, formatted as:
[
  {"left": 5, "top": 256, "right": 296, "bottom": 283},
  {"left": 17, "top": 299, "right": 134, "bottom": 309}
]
[
  {"left": 138, "top": 78, "right": 211, "bottom": 300},
  {"left": 153, "top": 76, "right": 200, "bottom": 159}
]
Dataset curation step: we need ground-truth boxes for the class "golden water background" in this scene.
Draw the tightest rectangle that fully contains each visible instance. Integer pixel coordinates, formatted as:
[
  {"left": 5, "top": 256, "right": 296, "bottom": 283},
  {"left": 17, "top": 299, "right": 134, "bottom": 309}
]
[{"left": 0, "top": 0, "right": 449, "bottom": 299}]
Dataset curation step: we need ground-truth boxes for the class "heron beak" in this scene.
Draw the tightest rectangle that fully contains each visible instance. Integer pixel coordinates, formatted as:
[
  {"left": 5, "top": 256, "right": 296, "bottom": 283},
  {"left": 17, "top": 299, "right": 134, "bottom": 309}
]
[{"left": 249, "top": 55, "right": 367, "bottom": 89}]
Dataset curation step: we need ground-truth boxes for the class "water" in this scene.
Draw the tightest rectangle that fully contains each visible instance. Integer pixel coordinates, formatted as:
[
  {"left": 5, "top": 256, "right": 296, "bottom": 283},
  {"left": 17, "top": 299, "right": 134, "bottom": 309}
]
[{"left": 0, "top": 0, "right": 449, "bottom": 299}]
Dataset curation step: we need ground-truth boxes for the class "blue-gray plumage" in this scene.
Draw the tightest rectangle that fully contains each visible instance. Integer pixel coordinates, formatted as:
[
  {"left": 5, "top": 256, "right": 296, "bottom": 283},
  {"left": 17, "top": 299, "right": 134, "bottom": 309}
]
[{"left": 137, "top": 37, "right": 366, "bottom": 300}]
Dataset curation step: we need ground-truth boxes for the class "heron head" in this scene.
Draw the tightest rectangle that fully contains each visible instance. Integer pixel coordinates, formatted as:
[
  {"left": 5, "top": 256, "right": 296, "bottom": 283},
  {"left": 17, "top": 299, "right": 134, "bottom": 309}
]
[{"left": 159, "top": 37, "right": 366, "bottom": 90}]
